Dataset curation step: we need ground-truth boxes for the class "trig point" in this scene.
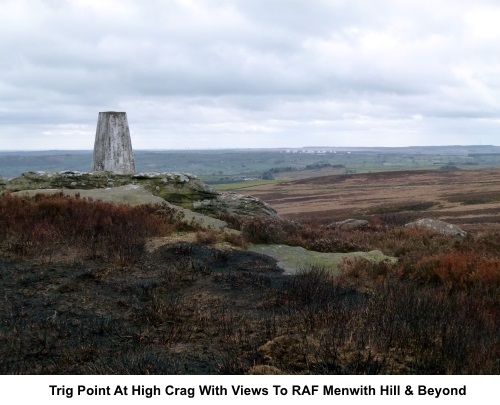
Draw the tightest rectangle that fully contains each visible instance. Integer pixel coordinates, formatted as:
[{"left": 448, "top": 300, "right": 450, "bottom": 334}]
[{"left": 92, "top": 111, "right": 136, "bottom": 174}]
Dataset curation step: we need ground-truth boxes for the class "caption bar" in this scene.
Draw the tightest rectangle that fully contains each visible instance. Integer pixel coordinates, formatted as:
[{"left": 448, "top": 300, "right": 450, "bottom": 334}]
[{"left": 50, "top": 384, "right": 466, "bottom": 399}]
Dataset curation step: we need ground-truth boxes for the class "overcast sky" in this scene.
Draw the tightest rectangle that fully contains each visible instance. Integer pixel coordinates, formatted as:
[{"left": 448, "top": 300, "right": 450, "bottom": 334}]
[{"left": 1, "top": 0, "right": 499, "bottom": 150}]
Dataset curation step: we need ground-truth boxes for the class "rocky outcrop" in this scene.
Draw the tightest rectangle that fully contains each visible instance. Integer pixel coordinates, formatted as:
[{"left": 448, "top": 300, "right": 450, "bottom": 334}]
[
  {"left": 405, "top": 218, "right": 467, "bottom": 238},
  {"left": 3, "top": 171, "right": 217, "bottom": 206},
  {"left": 248, "top": 244, "right": 396, "bottom": 275},
  {"left": 193, "top": 192, "right": 278, "bottom": 217},
  {"left": 13, "top": 185, "right": 229, "bottom": 231},
  {"left": 2, "top": 171, "right": 277, "bottom": 218}
]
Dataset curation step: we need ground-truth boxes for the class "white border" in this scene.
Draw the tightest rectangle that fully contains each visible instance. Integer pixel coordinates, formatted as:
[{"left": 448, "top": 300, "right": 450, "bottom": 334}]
[{"left": 2, "top": 375, "right": 497, "bottom": 404}]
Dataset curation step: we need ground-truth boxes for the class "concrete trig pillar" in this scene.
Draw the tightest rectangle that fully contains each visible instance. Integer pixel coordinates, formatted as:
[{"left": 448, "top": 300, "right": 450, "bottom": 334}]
[{"left": 92, "top": 111, "right": 136, "bottom": 174}]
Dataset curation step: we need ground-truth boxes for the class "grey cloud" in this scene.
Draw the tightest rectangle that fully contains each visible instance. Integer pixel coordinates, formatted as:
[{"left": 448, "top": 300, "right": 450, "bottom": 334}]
[{"left": 0, "top": 0, "right": 499, "bottom": 149}]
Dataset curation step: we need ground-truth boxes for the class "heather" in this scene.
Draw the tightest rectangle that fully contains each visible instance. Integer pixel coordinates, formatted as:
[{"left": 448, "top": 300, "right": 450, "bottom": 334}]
[{"left": 0, "top": 192, "right": 498, "bottom": 374}]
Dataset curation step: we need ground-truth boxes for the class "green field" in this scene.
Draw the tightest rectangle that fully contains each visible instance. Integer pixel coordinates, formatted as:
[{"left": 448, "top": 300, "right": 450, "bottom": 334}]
[
  {"left": 1, "top": 145, "right": 500, "bottom": 180},
  {"left": 212, "top": 179, "right": 278, "bottom": 191}
]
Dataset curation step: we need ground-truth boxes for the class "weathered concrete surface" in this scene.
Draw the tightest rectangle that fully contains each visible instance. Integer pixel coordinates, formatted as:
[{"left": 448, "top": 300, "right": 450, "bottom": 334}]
[
  {"left": 92, "top": 111, "right": 136, "bottom": 174},
  {"left": 405, "top": 218, "right": 467, "bottom": 238},
  {"left": 248, "top": 244, "right": 396, "bottom": 275}
]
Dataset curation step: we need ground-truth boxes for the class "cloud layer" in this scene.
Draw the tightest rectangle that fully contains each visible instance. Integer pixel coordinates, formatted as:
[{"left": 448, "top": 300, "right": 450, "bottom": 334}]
[{"left": 1, "top": 0, "right": 499, "bottom": 149}]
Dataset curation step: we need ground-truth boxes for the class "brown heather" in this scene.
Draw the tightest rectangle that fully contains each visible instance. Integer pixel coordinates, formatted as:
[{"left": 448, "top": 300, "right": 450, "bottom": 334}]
[
  {"left": 0, "top": 192, "right": 185, "bottom": 264},
  {"left": 0, "top": 192, "right": 498, "bottom": 374}
]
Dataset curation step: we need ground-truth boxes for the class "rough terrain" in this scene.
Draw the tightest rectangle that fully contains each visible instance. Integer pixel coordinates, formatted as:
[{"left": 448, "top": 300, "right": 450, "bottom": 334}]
[
  {"left": 235, "top": 169, "right": 500, "bottom": 231},
  {"left": 2, "top": 170, "right": 277, "bottom": 218},
  {"left": 0, "top": 168, "right": 498, "bottom": 375}
]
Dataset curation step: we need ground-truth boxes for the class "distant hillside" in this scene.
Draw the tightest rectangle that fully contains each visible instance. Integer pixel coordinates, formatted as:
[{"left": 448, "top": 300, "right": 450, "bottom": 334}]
[{"left": 1, "top": 145, "right": 500, "bottom": 179}]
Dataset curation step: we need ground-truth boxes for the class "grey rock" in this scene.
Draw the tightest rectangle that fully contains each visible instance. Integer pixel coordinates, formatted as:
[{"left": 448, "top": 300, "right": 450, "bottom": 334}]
[
  {"left": 59, "top": 170, "right": 84, "bottom": 177},
  {"left": 13, "top": 186, "right": 229, "bottom": 231},
  {"left": 4, "top": 171, "right": 216, "bottom": 207},
  {"left": 133, "top": 172, "right": 164, "bottom": 179},
  {"left": 405, "top": 218, "right": 467, "bottom": 238},
  {"left": 194, "top": 191, "right": 279, "bottom": 217},
  {"left": 2, "top": 171, "right": 277, "bottom": 218},
  {"left": 248, "top": 244, "right": 396, "bottom": 275},
  {"left": 330, "top": 218, "right": 370, "bottom": 230}
]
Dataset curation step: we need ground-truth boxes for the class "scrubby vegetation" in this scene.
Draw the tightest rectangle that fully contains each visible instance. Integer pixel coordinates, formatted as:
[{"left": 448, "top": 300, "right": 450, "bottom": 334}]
[
  {"left": 0, "top": 192, "right": 189, "bottom": 264},
  {"left": 0, "top": 192, "right": 498, "bottom": 374}
]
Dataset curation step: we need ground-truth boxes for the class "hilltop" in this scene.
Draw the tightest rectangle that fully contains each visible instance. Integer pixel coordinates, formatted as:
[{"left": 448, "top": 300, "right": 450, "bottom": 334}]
[{"left": 0, "top": 166, "right": 499, "bottom": 374}]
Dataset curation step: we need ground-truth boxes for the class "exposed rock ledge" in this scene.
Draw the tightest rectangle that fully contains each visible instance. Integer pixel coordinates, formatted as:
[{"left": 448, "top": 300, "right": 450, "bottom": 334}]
[
  {"left": 249, "top": 244, "right": 397, "bottom": 275},
  {"left": 12, "top": 185, "right": 229, "bottom": 231},
  {"left": 1, "top": 171, "right": 278, "bottom": 218}
]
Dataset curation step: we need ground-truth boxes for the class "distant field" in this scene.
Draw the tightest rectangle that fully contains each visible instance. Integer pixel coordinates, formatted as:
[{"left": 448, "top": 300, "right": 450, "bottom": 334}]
[
  {"left": 2, "top": 145, "right": 500, "bottom": 179},
  {"left": 213, "top": 179, "right": 277, "bottom": 191},
  {"left": 230, "top": 168, "right": 500, "bottom": 232}
]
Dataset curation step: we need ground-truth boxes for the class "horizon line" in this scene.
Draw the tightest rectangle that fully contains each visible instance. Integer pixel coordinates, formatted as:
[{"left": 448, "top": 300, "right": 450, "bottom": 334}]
[{"left": 0, "top": 144, "right": 498, "bottom": 153}]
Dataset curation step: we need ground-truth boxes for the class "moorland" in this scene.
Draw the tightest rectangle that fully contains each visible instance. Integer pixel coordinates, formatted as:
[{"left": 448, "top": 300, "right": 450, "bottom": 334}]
[
  {"left": 233, "top": 168, "right": 500, "bottom": 232},
  {"left": 0, "top": 146, "right": 499, "bottom": 374}
]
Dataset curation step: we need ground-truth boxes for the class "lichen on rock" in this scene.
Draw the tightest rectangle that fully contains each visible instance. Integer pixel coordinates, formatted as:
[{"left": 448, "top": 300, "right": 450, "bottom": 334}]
[
  {"left": 330, "top": 218, "right": 370, "bottom": 230},
  {"left": 193, "top": 191, "right": 278, "bottom": 217},
  {"left": 2, "top": 170, "right": 277, "bottom": 218},
  {"left": 248, "top": 244, "right": 396, "bottom": 275},
  {"left": 405, "top": 218, "right": 467, "bottom": 238}
]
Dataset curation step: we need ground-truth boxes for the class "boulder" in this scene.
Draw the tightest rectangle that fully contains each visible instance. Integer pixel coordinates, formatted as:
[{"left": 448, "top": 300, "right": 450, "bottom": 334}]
[
  {"left": 248, "top": 244, "right": 396, "bottom": 275},
  {"left": 193, "top": 192, "right": 278, "bottom": 217},
  {"left": 405, "top": 218, "right": 467, "bottom": 238},
  {"left": 330, "top": 218, "right": 370, "bottom": 230}
]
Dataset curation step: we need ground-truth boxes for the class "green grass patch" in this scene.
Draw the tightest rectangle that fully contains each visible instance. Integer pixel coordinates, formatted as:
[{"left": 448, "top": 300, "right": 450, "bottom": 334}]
[{"left": 213, "top": 179, "right": 278, "bottom": 191}]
